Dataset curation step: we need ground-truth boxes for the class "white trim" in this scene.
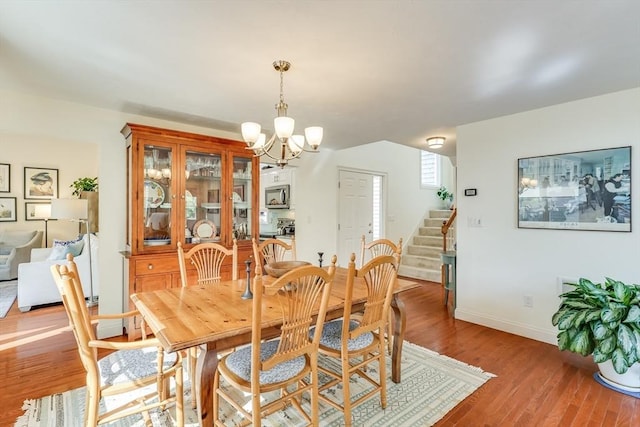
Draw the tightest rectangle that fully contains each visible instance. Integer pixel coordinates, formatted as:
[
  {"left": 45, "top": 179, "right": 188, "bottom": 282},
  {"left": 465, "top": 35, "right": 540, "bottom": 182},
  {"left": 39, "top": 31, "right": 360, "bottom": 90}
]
[{"left": 455, "top": 308, "right": 557, "bottom": 345}]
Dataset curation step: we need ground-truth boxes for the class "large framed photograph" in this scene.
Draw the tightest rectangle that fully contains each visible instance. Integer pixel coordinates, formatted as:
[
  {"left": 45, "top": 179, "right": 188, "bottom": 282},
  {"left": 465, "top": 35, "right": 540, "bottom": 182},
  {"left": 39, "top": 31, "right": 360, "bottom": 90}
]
[
  {"left": 25, "top": 202, "right": 53, "bottom": 221},
  {"left": 0, "top": 163, "right": 10, "bottom": 192},
  {"left": 24, "top": 167, "right": 58, "bottom": 199},
  {"left": 0, "top": 197, "right": 17, "bottom": 222},
  {"left": 518, "top": 146, "right": 631, "bottom": 232}
]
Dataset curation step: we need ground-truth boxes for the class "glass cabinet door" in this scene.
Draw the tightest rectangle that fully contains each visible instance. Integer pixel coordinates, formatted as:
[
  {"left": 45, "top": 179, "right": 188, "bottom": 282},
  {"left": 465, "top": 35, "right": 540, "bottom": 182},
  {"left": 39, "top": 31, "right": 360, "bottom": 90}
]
[
  {"left": 231, "top": 156, "right": 253, "bottom": 242},
  {"left": 184, "top": 150, "right": 223, "bottom": 245},
  {"left": 142, "top": 145, "right": 174, "bottom": 248}
]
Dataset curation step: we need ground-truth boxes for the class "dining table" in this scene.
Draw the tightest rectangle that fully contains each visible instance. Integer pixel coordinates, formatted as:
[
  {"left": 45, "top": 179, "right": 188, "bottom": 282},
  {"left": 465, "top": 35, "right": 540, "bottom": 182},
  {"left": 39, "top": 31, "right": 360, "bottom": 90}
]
[{"left": 131, "top": 266, "right": 420, "bottom": 427}]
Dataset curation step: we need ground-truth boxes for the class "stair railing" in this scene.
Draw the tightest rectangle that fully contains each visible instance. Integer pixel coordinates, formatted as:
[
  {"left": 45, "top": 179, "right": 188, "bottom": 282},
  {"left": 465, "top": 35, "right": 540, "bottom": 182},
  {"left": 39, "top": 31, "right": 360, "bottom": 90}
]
[{"left": 440, "top": 207, "right": 457, "bottom": 288}]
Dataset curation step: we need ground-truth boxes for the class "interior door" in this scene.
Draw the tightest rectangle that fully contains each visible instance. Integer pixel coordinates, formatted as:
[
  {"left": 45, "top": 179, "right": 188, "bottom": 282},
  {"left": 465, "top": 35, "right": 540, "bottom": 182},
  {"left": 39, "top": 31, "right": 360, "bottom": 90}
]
[{"left": 337, "top": 170, "right": 374, "bottom": 266}]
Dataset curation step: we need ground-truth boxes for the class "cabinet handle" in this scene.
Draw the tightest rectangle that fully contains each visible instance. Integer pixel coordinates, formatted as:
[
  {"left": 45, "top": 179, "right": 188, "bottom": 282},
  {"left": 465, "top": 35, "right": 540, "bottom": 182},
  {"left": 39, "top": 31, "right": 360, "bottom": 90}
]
[{"left": 147, "top": 264, "right": 153, "bottom": 270}]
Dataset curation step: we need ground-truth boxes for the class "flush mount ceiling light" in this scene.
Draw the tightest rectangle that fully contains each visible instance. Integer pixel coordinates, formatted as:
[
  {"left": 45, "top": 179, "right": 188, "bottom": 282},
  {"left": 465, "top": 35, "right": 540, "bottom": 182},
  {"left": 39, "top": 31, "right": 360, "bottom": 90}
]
[
  {"left": 426, "top": 136, "right": 446, "bottom": 149},
  {"left": 241, "top": 60, "right": 323, "bottom": 168}
]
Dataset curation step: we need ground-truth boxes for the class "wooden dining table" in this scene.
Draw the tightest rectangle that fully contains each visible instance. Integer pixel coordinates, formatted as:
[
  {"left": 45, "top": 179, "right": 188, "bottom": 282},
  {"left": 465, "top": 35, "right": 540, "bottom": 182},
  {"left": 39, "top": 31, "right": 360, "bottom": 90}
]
[{"left": 131, "top": 266, "right": 420, "bottom": 427}]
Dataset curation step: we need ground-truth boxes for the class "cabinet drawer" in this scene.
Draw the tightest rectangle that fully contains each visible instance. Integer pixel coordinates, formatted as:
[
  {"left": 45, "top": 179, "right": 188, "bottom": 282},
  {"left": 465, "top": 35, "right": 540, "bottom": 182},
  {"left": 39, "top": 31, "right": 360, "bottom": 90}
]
[{"left": 134, "top": 257, "right": 179, "bottom": 276}]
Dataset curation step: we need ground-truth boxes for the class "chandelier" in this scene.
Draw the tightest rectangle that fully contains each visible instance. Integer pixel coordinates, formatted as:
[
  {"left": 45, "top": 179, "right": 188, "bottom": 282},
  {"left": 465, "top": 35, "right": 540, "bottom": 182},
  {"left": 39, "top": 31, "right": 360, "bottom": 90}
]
[{"left": 241, "top": 60, "right": 323, "bottom": 167}]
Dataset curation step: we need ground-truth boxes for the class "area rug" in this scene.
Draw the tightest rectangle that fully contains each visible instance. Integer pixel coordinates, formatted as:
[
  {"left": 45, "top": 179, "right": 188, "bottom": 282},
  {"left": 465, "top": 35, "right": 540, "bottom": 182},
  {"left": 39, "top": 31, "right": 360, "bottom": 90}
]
[
  {"left": 0, "top": 280, "right": 18, "bottom": 318},
  {"left": 15, "top": 341, "right": 495, "bottom": 426}
]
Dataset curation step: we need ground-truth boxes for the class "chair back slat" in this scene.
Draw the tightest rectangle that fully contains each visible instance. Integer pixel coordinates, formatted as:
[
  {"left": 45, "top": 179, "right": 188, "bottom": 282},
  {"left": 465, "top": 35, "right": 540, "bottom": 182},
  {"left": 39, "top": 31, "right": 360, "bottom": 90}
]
[
  {"left": 360, "top": 235, "right": 402, "bottom": 267},
  {"left": 178, "top": 240, "right": 238, "bottom": 286},
  {"left": 253, "top": 256, "right": 336, "bottom": 373},
  {"left": 252, "top": 237, "right": 296, "bottom": 272}
]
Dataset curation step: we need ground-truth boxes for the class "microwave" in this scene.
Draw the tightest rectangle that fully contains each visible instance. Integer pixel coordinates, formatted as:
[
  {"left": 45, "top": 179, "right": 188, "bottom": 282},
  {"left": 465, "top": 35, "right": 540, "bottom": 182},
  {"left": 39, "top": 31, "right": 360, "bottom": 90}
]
[{"left": 265, "top": 184, "right": 290, "bottom": 209}]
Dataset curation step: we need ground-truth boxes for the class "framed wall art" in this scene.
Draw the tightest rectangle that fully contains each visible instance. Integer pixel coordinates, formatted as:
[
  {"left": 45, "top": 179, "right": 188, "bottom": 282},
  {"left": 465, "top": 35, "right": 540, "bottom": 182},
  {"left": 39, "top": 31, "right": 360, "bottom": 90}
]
[
  {"left": 0, "top": 163, "right": 9, "bottom": 192},
  {"left": 25, "top": 202, "right": 53, "bottom": 221},
  {"left": 0, "top": 197, "right": 17, "bottom": 222},
  {"left": 24, "top": 167, "right": 58, "bottom": 200},
  {"left": 518, "top": 146, "right": 631, "bottom": 232}
]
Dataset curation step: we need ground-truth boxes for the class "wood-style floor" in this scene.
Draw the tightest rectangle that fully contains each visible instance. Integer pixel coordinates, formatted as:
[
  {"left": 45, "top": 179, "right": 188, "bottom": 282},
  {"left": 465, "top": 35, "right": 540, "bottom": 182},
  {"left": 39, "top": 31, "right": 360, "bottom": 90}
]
[{"left": 1, "top": 279, "right": 639, "bottom": 426}]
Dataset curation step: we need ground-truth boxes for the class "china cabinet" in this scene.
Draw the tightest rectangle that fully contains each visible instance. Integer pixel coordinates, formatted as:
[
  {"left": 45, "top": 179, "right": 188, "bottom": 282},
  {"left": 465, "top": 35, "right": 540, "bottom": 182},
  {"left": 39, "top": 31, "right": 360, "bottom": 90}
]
[{"left": 120, "top": 123, "right": 258, "bottom": 338}]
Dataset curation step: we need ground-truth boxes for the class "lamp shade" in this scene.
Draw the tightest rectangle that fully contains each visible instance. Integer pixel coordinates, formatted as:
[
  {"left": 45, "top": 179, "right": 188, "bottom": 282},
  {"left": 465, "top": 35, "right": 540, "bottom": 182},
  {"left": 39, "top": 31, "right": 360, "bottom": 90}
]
[
  {"left": 274, "top": 116, "right": 295, "bottom": 139},
  {"left": 51, "top": 198, "right": 88, "bottom": 220},
  {"left": 33, "top": 204, "right": 52, "bottom": 220}
]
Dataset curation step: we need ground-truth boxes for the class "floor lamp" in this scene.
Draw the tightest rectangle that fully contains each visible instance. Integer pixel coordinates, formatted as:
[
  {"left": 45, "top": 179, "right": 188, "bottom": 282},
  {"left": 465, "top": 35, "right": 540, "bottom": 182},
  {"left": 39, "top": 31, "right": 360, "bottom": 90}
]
[
  {"left": 34, "top": 204, "right": 52, "bottom": 248},
  {"left": 51, "top": 198, "right": 97, "bottom": 307}
]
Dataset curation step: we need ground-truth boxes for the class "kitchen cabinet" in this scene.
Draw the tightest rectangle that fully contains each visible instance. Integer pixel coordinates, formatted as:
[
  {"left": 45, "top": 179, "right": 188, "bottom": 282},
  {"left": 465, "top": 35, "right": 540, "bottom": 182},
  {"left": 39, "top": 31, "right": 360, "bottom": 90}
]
[
  {"left": 121, "top": 123, "right": 258, "bottom": 339},
  {"left": 260, "top": 167, "right": 296, "bottom": 209}
]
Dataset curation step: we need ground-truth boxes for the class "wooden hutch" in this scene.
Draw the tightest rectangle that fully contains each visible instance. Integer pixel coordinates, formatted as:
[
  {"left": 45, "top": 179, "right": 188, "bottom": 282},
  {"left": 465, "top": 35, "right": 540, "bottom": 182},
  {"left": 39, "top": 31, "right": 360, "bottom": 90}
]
[{"left": 121, "top": 123, "right": 259, "bottom": 339}]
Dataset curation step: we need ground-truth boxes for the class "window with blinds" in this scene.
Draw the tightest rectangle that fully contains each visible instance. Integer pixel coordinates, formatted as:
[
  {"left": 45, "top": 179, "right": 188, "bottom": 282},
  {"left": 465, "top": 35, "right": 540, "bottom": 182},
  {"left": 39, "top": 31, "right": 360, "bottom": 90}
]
[{"left": 421, "top": 150, "right": 441, "bottom": 188}]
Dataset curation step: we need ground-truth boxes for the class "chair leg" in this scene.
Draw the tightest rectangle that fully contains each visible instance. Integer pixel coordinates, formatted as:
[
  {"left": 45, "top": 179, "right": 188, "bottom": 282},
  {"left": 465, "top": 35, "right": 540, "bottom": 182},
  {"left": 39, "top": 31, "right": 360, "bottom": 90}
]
[
  {"left": 85, "top": 383, "right": 100, "bottom": 426},
  {"left": 386, "top": 312, "right": 393, "bottom": 355},
  {"left": 189, "top": 347, "right": 198, "bottom": 409},
  {"left": 378, "top": 339, "right": 388, "bottom": 409},
  {"left": 212, "top": 370, "right": 220, "bottom": 424},
  {"left": 176, "top": 363, "right": 184, "bottom": 427},
  {"left": 342, "top": 354, "right": 353, "bottom": 427}
]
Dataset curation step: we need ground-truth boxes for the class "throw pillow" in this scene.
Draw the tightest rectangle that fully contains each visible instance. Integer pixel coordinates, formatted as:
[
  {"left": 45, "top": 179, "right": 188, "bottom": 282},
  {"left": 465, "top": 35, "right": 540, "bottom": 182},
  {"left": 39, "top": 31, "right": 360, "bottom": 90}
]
[{"left": 47, "top": 237, "right": 85, "bottom": 261}]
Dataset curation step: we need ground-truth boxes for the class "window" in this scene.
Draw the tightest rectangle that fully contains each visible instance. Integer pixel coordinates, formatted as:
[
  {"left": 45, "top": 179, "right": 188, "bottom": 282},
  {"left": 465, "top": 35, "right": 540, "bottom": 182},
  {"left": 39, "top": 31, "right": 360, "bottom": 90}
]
[
  {"left": 372, "top": 175, "right": 382, "bottom": 240},
  {"left": 421, "top": 150, "right": 441, "bottom": 188}
]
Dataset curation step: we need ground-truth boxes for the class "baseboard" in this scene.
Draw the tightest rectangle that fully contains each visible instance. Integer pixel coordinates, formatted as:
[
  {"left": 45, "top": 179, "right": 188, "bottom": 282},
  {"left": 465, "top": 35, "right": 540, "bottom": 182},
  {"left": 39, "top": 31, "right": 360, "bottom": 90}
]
[{"left": 455, "top": 308, "right": 557, "bottom": 345}]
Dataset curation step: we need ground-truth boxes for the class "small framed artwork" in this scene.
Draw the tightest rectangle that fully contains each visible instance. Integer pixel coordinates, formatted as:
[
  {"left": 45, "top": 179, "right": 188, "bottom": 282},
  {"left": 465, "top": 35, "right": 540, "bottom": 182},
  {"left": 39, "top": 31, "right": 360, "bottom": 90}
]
[
  {"left": 24, "top": 167, "right": 59, "bottom": 200},
  {"left": 0, "top": 163, "right": 10, "bottom": 192},
  {"left": 233, "top": 185, "right": 245, "bottom": 202},
  {"left": 25, "top": 202, "right": 53, "bottom": 221},
  {"left": 518, "top": 146, "right": 631, "bottom": 232},
  {"left": 0, "top": 197, "right": 17, "bottom": 222}
]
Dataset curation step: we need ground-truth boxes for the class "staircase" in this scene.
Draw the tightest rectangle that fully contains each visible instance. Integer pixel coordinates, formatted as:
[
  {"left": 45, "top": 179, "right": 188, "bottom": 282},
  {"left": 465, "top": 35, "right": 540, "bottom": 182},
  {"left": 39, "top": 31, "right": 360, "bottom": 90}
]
[{"left": 398, "top": 209, "right": 453, "bottom": 283}]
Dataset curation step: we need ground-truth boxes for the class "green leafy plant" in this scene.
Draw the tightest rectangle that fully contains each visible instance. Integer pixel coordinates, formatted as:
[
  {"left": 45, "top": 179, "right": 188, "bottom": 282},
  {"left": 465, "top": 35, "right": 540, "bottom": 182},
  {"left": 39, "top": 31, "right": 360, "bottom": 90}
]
[
  {"left": 70, "top": 177, "right": 98, "bottom": 196},
  {"left": 552, "top": 277, "right": 640, "bottom": 374},
  {"left": 436, "top": 186, "right": 453, "bottom": 201}
]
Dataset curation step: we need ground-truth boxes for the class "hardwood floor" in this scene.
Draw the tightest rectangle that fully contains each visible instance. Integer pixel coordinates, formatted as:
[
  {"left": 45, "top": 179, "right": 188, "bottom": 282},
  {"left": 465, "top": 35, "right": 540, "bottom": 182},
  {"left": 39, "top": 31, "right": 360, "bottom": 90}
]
[{"left": 1, "top": 279, "right": 638, "bottom": 426}]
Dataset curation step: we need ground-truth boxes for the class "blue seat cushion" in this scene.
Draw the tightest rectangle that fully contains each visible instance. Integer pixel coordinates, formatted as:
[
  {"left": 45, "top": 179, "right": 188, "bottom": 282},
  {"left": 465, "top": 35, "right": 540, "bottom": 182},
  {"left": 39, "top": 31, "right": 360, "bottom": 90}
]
[
  {"left": 98, "top": 346, "right": 178, "bottom": 387},
  {"left": 311, "top": 319, "right": 374, "bottom": 352},
  {"left": 224, "top": 339, "right": 306, "bottom": 385}
]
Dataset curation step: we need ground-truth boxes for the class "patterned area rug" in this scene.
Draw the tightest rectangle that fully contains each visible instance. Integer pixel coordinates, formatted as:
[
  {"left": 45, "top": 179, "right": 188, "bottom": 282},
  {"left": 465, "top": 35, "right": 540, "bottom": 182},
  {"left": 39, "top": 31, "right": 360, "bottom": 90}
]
[
  {"left": 15, "top": 342, "right": 495, "bottom": 426},
  {"left": 0, "top": 281, "right": 18, "bottom": 318}
]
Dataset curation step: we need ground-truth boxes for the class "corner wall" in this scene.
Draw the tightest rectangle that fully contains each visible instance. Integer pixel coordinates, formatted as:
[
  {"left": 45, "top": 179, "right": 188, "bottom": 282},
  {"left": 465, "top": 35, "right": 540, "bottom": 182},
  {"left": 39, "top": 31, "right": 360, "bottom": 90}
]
[{"left": 455, "top": 88, "right": 640, "bottom": 344}]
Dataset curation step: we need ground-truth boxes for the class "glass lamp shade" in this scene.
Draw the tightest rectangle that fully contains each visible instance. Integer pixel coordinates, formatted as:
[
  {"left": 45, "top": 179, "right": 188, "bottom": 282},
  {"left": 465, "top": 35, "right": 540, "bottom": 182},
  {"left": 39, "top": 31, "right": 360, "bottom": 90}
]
[
  {"left": 34, "top": 204, "right": 52, "bottom": 220},
  {"left": 241, "top": 122, "right": 261, "bottom": 143},
  {"left": 305, "top": 126, "right": 323, "bottom": 149},
  {"left": 289, "top": 135, "right": 304, "bottom": 154},
  {"left": 254, "top": 133, "right": 266, "bottom": 149},
  {"left": 274, "top": 116, "right": 295, "bottom": 139}
]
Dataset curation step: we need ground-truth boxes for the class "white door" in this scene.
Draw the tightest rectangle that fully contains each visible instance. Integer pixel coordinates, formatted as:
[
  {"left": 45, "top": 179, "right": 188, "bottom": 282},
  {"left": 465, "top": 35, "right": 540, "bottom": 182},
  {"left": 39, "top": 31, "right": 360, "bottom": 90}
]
[{"left": 337, "top": 170, "right": 374, "bottom": 266}]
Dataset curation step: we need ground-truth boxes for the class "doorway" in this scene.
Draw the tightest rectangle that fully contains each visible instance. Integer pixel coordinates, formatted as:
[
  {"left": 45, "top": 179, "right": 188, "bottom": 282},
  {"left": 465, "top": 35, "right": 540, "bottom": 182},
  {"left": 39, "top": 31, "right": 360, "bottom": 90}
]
[{"left": 337, "top": 169, "right": 384, "bottom": 266}]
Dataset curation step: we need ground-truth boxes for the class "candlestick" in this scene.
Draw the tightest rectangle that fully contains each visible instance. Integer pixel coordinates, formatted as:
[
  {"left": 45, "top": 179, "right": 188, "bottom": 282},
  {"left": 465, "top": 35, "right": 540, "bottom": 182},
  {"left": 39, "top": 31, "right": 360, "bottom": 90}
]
[
  {"left": 318, "top": 252, "right": 324, "bottom": 267},
  {"left": 241, "top": 257, "right": 253, "bottom": 299}
]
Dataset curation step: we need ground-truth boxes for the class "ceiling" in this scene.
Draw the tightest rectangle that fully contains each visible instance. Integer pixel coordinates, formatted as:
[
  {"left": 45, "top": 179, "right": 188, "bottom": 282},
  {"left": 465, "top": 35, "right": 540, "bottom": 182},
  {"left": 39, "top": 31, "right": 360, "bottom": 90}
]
[{"left": 1, "top": 1, "right": 639, "bottom": 158}]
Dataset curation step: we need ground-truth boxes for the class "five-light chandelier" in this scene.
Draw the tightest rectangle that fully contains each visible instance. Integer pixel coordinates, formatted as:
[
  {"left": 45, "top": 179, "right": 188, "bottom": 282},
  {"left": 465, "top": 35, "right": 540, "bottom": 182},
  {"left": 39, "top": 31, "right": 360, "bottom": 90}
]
[{"left": 241, "top": 60, "right": 323, "bottom": 167}]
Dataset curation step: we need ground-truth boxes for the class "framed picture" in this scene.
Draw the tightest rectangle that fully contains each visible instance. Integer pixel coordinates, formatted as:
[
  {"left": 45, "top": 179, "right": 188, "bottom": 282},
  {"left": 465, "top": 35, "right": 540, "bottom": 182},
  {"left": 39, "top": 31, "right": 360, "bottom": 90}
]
[
  {"left": 0, "top": 197, "right": 17, "bottom": 222},
  {"left": 518, "top": 146, "right": 631, "bottom": 232},
  {"left": 25, "top": 202, "right": 53, "bottom": 221},
  {"left": 0, "top": 163, "right": 9, "bottom": 192},
  {"left": 24, "top": 167, "right": 58, "bottom": 199},
  {"left": 233, "top": 185, "right": 245, "bottom": 202}
]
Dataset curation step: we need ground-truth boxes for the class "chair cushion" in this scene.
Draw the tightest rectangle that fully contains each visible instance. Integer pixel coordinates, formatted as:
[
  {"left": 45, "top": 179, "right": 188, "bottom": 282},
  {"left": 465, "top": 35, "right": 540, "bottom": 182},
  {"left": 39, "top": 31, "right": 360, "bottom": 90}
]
[
  {"left": 311, "top": 319, "right": 374, "bottom": 351},
  {"left": 224, "top": 339, "right": 306, "bottom": 385},
  {"left": 98, "top": 346, "right": 178, "bottom": 387}
]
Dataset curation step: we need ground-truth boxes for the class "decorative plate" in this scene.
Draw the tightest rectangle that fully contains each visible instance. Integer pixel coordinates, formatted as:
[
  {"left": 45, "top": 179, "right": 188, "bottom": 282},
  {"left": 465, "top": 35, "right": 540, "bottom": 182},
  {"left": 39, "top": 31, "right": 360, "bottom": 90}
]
[
  {"left": 144, "top": 180, "right": 165, "bottom": 208},
  {"left": 193, "top": 219, "right": 217, "bottom": 239}
]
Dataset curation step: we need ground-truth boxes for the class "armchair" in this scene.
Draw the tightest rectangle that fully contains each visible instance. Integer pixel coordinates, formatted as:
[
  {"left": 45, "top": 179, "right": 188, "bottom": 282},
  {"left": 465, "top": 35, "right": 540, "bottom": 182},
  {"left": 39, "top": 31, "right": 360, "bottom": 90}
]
[{"left": 0, "top": 230, "right": 43, "bottom": 281}]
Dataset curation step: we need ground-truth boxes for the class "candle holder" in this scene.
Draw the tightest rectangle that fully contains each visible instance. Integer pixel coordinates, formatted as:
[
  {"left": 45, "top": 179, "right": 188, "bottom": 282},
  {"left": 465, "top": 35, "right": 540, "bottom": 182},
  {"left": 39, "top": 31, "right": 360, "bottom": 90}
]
[
  {"left": 318, "top": 252, "right": 324, "bottom": 267},
  {"left": 241, "top": 257, "right": 253, "bottom": 299}
]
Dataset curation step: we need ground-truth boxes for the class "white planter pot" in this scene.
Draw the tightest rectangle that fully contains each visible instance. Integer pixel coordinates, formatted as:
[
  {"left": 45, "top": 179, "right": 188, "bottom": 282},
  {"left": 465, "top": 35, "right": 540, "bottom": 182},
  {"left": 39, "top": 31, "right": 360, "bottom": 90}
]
[{"left": 597, "top": 360, "right": 640, "bottom": 392}]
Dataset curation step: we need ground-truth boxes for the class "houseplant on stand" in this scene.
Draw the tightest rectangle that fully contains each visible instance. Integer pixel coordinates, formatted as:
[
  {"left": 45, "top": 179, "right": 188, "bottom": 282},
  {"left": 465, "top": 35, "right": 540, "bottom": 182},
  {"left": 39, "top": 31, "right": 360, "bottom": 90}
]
[
  {"left": 552, "top": 277, "right": 640, "bottom": 392},
  {"left": 70, "top": 177, "right": 98, "bottom": 234},
  {"left": 436, "top": 186, "right": 454, "bottom": 209}
]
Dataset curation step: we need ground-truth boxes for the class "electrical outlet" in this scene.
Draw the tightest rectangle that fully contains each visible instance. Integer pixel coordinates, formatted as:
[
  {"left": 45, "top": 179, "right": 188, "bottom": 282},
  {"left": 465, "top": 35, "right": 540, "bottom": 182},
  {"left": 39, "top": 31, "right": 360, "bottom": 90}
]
[{"left": 523, "top": 295, "right": 533, "bottom": 308}]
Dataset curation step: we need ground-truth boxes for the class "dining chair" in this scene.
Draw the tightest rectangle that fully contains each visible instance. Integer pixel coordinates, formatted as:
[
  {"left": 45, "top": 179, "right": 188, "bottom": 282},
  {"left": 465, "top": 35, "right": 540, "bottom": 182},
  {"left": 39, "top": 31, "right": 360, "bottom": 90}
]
[
  {"left": 312, "top": 252, "right": 399, "bottom": 427},
  {"left": 51, "top": 255, "right": 184, "bottom": 426},
  {"left": 359, "top": 235, "right": 403, "bottom": 354},
  {"left": 177, "top": 239, "right": 238, "bottom": 409},
  {"left": 213, "top": 255, "right": 337, "bottom": 426},
  {"left": 252, "top": 236, "right": 296, "bottom": 272}
]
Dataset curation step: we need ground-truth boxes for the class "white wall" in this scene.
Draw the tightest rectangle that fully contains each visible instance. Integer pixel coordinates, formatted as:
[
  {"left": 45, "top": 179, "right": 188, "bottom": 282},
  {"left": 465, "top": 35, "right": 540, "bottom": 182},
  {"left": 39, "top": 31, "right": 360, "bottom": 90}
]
[{"left": 455, "top": 88, "right": 640, "bottom": 344}]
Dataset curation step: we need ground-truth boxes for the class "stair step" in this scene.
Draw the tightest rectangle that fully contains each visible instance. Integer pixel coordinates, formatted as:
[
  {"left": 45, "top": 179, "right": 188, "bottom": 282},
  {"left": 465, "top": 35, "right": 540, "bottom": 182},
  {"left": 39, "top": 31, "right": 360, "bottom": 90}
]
[
  {"left": 429, "top": 209, "right": 453, "bottom": 219},
  {"left": 401, "top": 254, "right": 441, "bottom": 270},
  {"left": 398, "top": 265, "right": 441, "bottom": 283},
  {"left": 424, "top": 218, "right": 447, "bottom": 227},
  {"left": 418, "top": 226, "right": 442, "bottom": 237},
  {"left": 406, "top": 245, "right": 442, "bottom": 258},
  {"left": 412, "top": 235, "right": 441, "bottom": 247}
]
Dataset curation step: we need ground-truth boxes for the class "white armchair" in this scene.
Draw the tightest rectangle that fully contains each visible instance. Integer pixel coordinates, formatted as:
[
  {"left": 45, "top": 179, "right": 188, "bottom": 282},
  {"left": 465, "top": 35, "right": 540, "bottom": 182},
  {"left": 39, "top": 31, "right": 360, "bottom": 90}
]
[
  {"left": 0, "top": 230, "right": 43, "bottom": 281},
  {"left": 17, "top": 234, "right": 99, "bottom": 312}
]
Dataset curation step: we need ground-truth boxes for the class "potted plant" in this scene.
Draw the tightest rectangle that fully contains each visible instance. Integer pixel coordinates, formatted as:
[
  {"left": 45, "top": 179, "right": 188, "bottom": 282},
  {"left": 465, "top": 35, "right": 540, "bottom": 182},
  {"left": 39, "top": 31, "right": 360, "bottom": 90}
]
[
  {"left": 70, "top": 177, "right": 98, "bottom": 196},
  {"left": 436, "top": 186, "right": 454, "bottom": 209},
  {"left": 552, "top": 277, "right": 640, "bottom": 390}
]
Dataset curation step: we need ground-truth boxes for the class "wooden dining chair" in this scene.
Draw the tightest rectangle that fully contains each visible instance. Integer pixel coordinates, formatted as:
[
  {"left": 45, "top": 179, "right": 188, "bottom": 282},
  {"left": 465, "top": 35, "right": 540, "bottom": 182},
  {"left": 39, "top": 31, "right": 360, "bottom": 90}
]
[
  {"left": 51, "top": 255, "right": 184, "bottom": 426},
  {"left": 359, "top": 235, "right": 403, "bottom": 354},
  {"left": 213, "top": 255, "right": 337, "bottom": 426},
  {"left": 312, "top": 252, "right": 399, "bottom": 427},
  {"left": 177, "top": 239, "right": 237, "bottom": 409},
  {"left": 252, "top": 237, "right": 296, "bottom": 272}
]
